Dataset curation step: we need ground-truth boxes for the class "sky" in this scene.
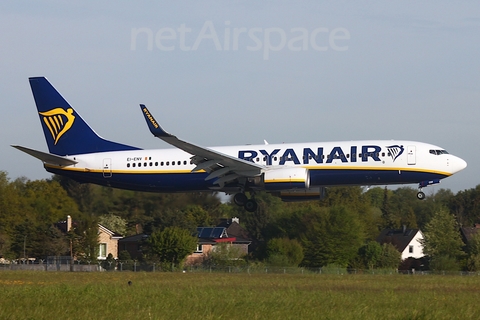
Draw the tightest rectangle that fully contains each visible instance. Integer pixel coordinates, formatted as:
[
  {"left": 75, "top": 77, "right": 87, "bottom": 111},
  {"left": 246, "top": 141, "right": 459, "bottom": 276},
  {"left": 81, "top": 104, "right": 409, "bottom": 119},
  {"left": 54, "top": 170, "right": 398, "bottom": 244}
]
[{"left": 1, "top": 1, "right": 479, "bottom": 195}]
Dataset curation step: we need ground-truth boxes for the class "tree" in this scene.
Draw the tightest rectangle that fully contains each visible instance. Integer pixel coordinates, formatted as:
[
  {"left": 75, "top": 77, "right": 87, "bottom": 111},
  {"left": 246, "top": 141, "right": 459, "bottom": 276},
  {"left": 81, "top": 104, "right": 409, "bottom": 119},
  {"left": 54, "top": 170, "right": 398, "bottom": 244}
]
[
  {"left": 33, "top": 225, "right": 69, "bottom": 257},
  {"left": 99, "top": 214, "right": 127, "bottom": 236},
  {"left": 358, "top": 241, "right": 382, "bottom": 270},
  {"left": 205, "top": 243, "right": 246, "bottom": 267},
  {"left": 421, "top": 208, "right": 464, "bottom": 271},
  {"left": 465, "top": 233, "right": 480, "bottom": 271},
  {"left": 356, "top": 241, "right": 401, "bottom": 270},
  {"left": 266, "top": 237, "right": 304, "bottom": 267},
  {"left": 301, "top": 206, "right": 364, "bottom": 268},
  {"left": 377, "top": 243, "right": 401, "bottom": 269},
  {"left": 146, "top": 227, "right": 197, "bottom": 269},
  {"left": 72, "top": 215, "right": 99, "bottom": 262},
  {"left": 449, "top": 185, "right": 480, "bottom": 227}
]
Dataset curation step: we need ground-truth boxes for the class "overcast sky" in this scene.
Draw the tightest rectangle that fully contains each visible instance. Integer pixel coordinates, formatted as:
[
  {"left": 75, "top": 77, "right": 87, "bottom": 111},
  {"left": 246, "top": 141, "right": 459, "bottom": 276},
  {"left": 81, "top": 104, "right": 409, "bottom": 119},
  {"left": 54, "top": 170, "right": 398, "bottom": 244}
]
[{"left": 1, "top": 1, "right": 479, "bottom": 194}]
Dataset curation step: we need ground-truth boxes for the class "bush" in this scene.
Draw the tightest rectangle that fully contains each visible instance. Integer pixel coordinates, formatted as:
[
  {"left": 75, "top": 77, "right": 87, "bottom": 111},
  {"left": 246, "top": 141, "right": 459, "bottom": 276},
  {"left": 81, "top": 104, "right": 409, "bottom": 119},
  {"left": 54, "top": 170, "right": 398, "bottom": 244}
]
[
  {"left": 429, "top": 255, "right": 460, "bottom": 272},
  {"left": 266, "top": 238, "right": 304, "bottom": 267}
]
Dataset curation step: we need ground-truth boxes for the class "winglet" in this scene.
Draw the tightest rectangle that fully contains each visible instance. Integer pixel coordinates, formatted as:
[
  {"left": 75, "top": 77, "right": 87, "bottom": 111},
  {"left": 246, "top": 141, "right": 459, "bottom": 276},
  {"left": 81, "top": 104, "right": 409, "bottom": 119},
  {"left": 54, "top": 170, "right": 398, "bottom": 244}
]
[{"left": 140, "top": 104, "right": 175, "bottom": 138}]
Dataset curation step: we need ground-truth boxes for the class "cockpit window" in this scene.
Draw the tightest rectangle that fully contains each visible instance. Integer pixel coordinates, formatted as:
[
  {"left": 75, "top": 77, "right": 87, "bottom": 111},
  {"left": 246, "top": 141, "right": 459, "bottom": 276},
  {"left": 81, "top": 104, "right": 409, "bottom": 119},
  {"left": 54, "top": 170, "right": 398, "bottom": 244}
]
[{"left": 429, "top": 149, "right": 449, "bottom": 155}]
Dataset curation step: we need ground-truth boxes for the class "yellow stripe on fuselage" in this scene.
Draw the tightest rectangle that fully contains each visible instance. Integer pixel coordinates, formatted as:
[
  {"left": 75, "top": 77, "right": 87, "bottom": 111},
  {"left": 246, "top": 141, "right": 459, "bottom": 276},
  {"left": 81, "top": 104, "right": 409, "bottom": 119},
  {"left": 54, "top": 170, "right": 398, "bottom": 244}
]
[
  {"left": 44, "top": 164, "right": 197, "bottom": 174},
  {"left": 44, "top": 163, "right": 451, "bottom": 177},
  {"left": 303, "top": 165, "right": 452, "bottom": 177}
]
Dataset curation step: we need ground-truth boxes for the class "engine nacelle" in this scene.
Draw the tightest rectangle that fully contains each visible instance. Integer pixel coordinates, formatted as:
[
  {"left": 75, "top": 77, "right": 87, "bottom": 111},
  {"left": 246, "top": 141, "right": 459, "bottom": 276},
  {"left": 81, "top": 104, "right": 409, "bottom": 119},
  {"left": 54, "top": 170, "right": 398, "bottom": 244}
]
[{"left": 262, "top": 167, "right": 310, "bottom": 191}]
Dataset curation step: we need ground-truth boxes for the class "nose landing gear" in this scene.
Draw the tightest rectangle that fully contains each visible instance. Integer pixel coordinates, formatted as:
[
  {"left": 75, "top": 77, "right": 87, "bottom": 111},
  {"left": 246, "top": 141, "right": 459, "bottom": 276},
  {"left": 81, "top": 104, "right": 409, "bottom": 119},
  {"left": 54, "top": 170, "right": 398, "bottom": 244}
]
[
  {"left": 416, "top": 190, "right": 426, "bottom": 200},
  {"left": 417, "top": 179, "right": 440, "bottom": 200}
]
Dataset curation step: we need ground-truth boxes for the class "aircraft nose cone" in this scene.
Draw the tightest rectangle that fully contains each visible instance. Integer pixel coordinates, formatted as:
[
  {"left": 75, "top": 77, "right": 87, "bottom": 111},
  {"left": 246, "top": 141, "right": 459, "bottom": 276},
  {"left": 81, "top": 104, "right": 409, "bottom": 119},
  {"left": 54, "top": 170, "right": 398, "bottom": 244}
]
[{"left": 451, "top": 156, "right": 467, "bottom": 173}]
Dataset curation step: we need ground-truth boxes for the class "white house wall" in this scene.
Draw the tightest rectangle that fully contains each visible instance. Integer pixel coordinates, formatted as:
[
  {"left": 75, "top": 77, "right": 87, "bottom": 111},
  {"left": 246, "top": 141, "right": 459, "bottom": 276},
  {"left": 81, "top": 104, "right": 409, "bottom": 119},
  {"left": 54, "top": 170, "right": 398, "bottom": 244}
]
[{"left": 401, "top": 230, "right": 424, "bottom": 260}]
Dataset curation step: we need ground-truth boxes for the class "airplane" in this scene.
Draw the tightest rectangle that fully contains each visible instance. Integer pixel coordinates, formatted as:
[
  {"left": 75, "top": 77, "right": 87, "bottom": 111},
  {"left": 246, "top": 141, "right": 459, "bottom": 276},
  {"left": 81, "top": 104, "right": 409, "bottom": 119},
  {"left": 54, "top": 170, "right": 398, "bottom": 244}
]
[{"left": 12, "top": 77, "right": 467, "bottom": 212}]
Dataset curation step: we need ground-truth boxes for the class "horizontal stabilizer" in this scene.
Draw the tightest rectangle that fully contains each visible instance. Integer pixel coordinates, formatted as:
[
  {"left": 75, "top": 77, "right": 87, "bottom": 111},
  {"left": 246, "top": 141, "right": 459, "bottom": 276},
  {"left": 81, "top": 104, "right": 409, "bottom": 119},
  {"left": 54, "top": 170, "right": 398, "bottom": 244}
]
[{"left": 11, "top": 145, "right": 78, "bottom": 166}]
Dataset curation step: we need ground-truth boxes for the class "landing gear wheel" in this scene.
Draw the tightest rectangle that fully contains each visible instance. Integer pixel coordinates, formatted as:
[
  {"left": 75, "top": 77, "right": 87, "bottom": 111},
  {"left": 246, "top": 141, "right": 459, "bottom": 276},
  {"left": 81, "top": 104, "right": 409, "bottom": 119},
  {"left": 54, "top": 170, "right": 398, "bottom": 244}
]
[
  {"left": 244, "top": 199, "right": 258, "bottom": 212},
  {"left": 234, "top": 193, "right": 248, "bottom": 206},
  {"left": 417, "top": 191, "right": 426, "bottom": 200}
]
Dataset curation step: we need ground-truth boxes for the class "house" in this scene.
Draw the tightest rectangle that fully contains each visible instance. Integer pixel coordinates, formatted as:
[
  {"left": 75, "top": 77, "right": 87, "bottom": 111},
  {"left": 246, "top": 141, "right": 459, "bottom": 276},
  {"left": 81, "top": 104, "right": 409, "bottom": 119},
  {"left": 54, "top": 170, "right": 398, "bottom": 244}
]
[
  {"left": 185, "top": 217, "right": 252, "bottom": 266},
  {"left": 460, "top": 223, "right": 480, "bottom": 245},
  {"left": 376, "top": 227, "right": 425, "bottom": 260},
  {"left": 97, "top": 224, "right": 123, "bottom": 260},
  {"left": 56, "top": 215, "right": 123, "bottom": 260},
  {"left": 115, "top": 217, "right": 252, "bottom": 264},
  {"left": 117, "top": 234, "right": 148, "bottom": 260}
]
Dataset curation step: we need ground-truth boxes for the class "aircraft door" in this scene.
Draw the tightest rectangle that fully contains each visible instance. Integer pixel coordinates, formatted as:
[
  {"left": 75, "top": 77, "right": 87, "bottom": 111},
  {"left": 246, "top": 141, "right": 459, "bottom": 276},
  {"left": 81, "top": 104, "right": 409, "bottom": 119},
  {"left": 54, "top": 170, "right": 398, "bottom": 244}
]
[
  {"left": 407, "top": 145, "right": 416, "bottom": 165},
  {"left": 103, "top": 158, "right": 112, "bottom": 178}
]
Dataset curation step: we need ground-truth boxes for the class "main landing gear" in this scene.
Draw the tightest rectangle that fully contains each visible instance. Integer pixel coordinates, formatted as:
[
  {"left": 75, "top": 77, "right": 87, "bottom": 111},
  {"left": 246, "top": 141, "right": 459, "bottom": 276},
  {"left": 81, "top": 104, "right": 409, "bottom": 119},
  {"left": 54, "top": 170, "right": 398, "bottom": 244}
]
[{"left": 233, "top": 192, "right": 258, "bottom": 212}]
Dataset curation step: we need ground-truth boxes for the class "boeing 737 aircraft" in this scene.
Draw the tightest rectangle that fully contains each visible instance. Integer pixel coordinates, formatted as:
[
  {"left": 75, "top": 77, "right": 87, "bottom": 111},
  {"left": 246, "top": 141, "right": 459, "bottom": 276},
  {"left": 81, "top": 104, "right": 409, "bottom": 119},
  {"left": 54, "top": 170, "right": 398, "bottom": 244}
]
[{"left": 13, "top": 77, "right": 467, "bottom": 212}]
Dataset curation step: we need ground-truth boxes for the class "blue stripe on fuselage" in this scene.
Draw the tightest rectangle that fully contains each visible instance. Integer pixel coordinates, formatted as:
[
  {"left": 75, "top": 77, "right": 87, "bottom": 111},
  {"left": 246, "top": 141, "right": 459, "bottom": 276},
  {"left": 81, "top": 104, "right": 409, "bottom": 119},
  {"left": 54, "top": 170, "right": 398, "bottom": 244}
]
[
  {"left": 46, "top": 166, "right": 448, "bottom": 192},
  {"left": 308, "top": 169, "right": 447, "bottom": 186}
]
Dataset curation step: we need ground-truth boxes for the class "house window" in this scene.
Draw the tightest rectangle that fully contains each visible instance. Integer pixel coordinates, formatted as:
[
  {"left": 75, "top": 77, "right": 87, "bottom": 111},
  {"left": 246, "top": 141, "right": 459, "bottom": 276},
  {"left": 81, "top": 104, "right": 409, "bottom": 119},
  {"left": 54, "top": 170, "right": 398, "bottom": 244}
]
[
  {"left": 99, "top": 243, "right": 107, "bottom": 259},
  {"left": 195, "top": 244, "right": 203, "bottom": 253},
  {"left": 409, "top": 245, "right": 413, "bottom": 254}
]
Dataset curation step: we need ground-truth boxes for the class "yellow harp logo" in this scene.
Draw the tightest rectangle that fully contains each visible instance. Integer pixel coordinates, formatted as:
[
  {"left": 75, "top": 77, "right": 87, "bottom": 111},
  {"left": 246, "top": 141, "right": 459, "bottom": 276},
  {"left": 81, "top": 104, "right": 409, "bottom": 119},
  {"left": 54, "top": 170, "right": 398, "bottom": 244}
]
[{"left": 39, "top": 108, "right": 75, "bottom": 145}]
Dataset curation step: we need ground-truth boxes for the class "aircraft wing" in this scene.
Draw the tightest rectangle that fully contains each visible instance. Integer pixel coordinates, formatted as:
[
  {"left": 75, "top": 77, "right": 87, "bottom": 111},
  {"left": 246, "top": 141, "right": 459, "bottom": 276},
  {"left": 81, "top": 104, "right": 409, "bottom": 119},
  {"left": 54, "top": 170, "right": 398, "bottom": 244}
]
[
  {"left": 140, "top": 105, "right": 264, "bottom": 187},
  {"left": 12, "top": 145, "right": 78, "bottom": 166}
]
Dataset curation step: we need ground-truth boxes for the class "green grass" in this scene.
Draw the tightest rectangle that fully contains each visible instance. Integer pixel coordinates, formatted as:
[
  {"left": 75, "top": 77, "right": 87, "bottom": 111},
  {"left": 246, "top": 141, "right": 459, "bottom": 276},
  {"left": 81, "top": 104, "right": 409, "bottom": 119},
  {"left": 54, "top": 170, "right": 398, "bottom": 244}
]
[{"left": 1, "top": 271, "right": 480, "bottom": 319}]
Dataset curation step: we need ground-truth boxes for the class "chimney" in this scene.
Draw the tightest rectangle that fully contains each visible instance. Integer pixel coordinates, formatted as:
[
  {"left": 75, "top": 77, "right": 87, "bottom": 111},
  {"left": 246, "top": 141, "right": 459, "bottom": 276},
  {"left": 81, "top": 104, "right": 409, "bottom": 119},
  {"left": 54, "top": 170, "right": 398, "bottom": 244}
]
[
  {"left": 231, "top": 217, "right": 239, "bottom": 224},
  {"left": 402, "top": 225, "right": 406, "bottom": 235},
  {"left": 67, "top": 215, "right": 72, "bottom": 232}
]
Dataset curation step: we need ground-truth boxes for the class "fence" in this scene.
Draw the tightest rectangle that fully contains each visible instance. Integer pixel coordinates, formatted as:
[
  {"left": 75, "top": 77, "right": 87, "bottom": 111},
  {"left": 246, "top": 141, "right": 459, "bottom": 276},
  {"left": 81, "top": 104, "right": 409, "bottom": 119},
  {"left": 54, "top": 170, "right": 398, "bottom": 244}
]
[
  {"left": 0, "top": 257, "right": 97, "bottom": 272},
  {"left": 2, "top": 260, "right": 480, "bottom": 276}
]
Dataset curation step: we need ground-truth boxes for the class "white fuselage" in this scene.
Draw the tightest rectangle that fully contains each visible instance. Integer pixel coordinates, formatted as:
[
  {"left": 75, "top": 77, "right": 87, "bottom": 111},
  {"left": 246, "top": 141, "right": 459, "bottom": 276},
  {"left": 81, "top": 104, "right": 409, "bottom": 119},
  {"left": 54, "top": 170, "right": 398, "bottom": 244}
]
[{"left": 45, "top": 140, "right": 466, "bottom": 193}]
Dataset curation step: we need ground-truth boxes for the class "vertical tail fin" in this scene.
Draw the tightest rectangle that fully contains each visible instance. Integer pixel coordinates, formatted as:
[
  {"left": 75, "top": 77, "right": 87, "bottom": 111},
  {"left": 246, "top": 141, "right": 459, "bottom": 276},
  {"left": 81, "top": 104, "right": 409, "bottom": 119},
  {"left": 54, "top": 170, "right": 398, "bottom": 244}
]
[{"left": 29, "top": 77, "right": 140, "bottom": 155}]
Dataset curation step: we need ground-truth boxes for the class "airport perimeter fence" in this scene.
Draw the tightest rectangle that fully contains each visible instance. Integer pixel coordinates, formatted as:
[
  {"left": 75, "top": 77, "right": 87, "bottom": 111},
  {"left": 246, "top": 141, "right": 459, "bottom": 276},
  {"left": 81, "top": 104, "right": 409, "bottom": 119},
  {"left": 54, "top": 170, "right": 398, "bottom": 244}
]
[{"left": 2, "top": 259, "right": 480, "bottom": 276}]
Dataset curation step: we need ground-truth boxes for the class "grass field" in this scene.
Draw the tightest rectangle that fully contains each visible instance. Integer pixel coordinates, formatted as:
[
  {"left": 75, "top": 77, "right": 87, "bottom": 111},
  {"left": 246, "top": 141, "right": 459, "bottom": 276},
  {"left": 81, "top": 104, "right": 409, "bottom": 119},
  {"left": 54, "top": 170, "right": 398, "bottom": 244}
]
[{"left": 1, "top": 271, "right": 479, "bottom": 320}]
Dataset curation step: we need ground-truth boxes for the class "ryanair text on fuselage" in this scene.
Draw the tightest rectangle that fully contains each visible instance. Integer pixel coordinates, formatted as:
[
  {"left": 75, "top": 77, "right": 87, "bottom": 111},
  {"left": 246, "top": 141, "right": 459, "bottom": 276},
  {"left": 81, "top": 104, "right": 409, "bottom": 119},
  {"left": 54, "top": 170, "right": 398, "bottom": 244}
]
[{"left": 238, "top": 144, "right": 404, "bottom": 165}]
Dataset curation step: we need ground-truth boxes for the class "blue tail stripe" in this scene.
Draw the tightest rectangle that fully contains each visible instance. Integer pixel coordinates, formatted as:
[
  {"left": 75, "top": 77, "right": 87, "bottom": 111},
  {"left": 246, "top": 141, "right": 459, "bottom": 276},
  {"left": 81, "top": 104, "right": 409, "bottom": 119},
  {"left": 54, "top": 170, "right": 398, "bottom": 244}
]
[{"left": 29, "top": 77, "right": 141, "bottom": 155}]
